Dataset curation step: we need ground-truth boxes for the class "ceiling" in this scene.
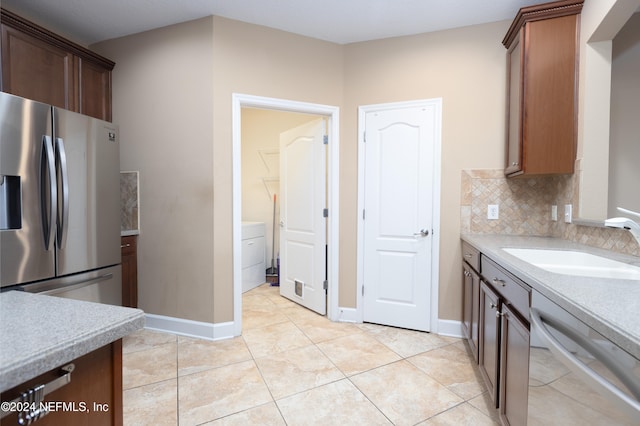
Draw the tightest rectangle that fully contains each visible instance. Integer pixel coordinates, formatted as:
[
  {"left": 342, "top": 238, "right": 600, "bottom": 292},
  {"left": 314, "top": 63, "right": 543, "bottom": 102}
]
[{"left": 1, "top": 0, "right": 550, "bottom": 46}]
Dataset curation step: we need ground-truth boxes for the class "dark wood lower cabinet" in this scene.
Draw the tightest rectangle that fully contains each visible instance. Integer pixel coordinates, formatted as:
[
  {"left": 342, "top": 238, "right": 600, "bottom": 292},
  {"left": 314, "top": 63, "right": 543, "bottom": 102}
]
[
  {"left": 500, "top": 304, "right": 530, "bottom": 426},
  {"left": 120, "top": 236, "right": 138, "bottom": 308},
  {"left": 1, "top": 341, "right": 123, "bottom": 426},
  {"left": 479, "top": 281, "right": 501, "bottom": 407},
  {"left": 475, "top": 254, "right": 531, "bottom": 425},
  {"left": 462, "top": 263, "right": 480, "bottom": 361}
]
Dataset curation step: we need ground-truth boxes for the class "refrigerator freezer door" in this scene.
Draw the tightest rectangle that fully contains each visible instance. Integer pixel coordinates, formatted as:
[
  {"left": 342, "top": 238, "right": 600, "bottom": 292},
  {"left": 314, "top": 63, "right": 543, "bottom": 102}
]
[
  {"left": 53, "top": 108, "right": 121, "bottom": 276},
  {"left": 0, "top": 93, "right": 56, "bottom": 287},
  {"left": 18, "top": 265, "right": 123, "bottom": 306}
]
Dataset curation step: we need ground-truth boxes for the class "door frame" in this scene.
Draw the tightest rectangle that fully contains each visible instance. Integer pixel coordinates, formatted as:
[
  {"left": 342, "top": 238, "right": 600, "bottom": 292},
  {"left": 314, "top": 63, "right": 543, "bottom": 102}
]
[
  {"left": 232, "top": 93, "right": 340, "bottom": 336},
  {"left": 356, "top": 99, "right": 442, "bottom": 331}
]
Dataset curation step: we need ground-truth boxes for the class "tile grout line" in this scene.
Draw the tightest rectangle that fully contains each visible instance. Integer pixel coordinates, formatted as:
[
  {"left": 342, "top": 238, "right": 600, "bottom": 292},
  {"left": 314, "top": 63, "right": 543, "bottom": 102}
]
[{"left": 124, "top": 285, "right": 495, "bottom": 425}]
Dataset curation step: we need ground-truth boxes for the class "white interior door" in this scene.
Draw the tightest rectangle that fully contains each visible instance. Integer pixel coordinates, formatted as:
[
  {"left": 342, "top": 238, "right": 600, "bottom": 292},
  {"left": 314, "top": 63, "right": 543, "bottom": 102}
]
[
  {"left": 362, "top": 105, "right": 436, "bottom": 331},
  {"left": 279, "top": 118, "right": 327, "bottom": 315}
]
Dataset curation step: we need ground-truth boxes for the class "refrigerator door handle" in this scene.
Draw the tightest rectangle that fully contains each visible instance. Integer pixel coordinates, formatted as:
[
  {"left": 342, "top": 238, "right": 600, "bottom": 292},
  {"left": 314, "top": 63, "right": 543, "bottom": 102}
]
[
  {"left": 55, "top": 137, "right": 69, "bottom": 249},
  {"left": 40, "top": 135, "right": 57, "bottom": 250}
]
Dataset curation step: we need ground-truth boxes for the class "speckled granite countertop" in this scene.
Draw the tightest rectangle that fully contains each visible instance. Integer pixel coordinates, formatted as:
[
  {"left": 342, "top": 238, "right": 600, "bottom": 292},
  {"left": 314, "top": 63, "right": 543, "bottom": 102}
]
[
  {"left": 461, "top": 234, "right": 640, "bottom": 359},
  {"left": 0, "top": 291, "right": 144, "bottom": 392}
]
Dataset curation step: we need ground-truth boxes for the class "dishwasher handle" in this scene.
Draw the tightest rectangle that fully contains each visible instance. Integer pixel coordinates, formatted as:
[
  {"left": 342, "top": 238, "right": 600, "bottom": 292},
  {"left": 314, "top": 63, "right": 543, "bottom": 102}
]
[{"left": 530, "top": 308, "right": 640, "bottom": 418}]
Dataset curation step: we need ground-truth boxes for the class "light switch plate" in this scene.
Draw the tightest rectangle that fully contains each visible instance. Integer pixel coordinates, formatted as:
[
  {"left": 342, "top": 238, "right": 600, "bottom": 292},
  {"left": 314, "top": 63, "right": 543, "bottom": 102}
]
[
  {"left": 551, "top": 205, "right": 558, "bottom": 221},
  {"left": 488, "top": 204, "right": 499, "bottom": 220}
]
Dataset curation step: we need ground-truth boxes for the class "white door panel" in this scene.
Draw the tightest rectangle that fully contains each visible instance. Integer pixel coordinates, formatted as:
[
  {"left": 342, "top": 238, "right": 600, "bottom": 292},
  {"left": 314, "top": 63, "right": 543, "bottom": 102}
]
[
  {"left": 377, "top": 251, "right": 417, "bottom": 302},
  {"left": 363, "top": 105, "right": 436, "bottom": 331},
  {"left": 280, "top": 118, "right": 327, "bottom": 315}
]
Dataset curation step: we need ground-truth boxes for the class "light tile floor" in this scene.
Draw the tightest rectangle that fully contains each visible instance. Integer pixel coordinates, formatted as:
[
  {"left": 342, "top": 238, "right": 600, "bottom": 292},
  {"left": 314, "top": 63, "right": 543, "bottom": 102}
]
[{"left": 122, "top": 284, "right": 499, "bottom": 425}]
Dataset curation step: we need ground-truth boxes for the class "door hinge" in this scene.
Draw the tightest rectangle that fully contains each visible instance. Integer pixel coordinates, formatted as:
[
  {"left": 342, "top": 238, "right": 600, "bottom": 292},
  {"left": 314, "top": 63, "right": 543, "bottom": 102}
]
[
  {"left": 363, "top": 131, "right": 366, "bottom": 143},
  {"left": 362, "top": 286, "right": 365, "bottom": 296},
  {"left": 323, "top": 135, "right": 328, "bottom": 145},
  {"left": 323, "top": 280, "right": 328, "bottom": 291},
  {"left": 323, "top": 208, "right": 329, "bottom": 218},
  {"left": 362, "top": 209, "right": 365, "bottom": 220}
]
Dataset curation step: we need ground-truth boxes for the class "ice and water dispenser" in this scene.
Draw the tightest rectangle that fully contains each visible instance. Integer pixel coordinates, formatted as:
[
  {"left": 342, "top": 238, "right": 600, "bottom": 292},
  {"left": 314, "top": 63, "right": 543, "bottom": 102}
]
[{"left": 0, "top": 175, "right": 21, "bottom": 230}]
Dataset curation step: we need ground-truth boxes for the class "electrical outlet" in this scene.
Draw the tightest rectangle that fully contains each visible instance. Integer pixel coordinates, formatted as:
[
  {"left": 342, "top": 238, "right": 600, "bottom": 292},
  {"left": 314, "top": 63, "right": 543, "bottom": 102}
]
[
  {"left": 551, "top": 205, "right": 558, "bottom": 221},
  {"left": 487, "top": 204, "right": 499, "bottom": 220},
  {"left": 564, "top": 204, "right": 572, "bottom": 223}
]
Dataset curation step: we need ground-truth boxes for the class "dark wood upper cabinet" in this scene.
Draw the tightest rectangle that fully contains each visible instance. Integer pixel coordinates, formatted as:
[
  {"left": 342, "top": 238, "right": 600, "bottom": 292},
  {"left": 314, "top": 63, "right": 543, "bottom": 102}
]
[
  {"left": 80, "top": 58, "right": 113, "bottom": 122},
  {"left": 503, "top": 0, "right": 583, "bottom": 177},
  {"left": 0, "top": 8, "right": 114, "bottom": 121}
]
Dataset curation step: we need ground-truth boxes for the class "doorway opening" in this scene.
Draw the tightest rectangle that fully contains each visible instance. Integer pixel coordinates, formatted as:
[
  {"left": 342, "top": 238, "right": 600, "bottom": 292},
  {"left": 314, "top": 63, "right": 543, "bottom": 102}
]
[{"left": 232, "top": 94, "right": 340, "bottom": 336}]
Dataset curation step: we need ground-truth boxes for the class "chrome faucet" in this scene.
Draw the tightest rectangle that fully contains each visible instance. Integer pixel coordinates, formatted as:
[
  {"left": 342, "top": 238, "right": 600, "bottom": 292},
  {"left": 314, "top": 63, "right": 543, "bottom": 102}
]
[{"left": 605, "top": 207, "right": 640, "bottom": 245}]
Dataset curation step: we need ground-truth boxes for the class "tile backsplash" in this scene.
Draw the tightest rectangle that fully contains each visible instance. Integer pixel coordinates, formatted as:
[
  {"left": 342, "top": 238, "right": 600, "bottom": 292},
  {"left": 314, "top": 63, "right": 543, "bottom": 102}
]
[
  {"left": 461, "top": 169, "right": 639, "bottom": 257},
  {"left": 120, "top": 171, "right": 140, "bottom": 235}
]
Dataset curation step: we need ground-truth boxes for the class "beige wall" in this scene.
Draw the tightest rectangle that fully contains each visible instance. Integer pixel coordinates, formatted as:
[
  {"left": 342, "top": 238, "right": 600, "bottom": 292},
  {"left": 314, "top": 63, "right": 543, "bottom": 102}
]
[
  {"left": 211, "top": 17, "right": 344, "bottom": 322},
  {"left": 342, "top": 21, "right": 510, "bottom": 318},
  {"left": 96, "top": 17, "right": 343, "bottom": 324},
  {"left": 93, "top": 17, "right": 215, "bottom": 322},
  {"left": 95, "top": 15, "right": 512, "bottom": 325}
]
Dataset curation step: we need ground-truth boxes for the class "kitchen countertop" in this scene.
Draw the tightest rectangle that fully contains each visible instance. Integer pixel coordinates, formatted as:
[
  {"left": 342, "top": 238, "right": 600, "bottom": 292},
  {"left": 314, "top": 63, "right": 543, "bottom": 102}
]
[
  {"left": 461, "top": 234, "right": 640, "bottom": 359},
  {"left": 0, "top": 291, "right": 145, "bottom": 393}
]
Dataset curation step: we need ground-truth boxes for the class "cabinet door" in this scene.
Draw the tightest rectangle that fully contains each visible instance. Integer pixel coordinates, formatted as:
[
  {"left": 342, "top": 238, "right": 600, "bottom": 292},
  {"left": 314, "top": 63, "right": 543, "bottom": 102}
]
[
  {"left": 0, "top": 23, "right": 76, "bottom": 110},
  {"left": 470, "top": 268, "right": 480, "bottom": 362},
  {"left": 479, "top": 281, "right": 500, "bottom": 407},
  {"left": 462, "top": 265, "right": 473, "bottom": 339},
  {"left": 462, "top": 264, "right": 480, "bottom": 362},
  {"left": 79, "top": 58, "right": 112, "bottom": 121},
  {"left": 499, "top": 304, "right": 530, "bottom": 426},
  {"left": 121, "top": 236, "right": 138, "bottom": 308},
  {"left": 505, "top": 31, "right": 523, "bottom": 176},
  {"left": 521, "top": 15, "right": 578, "bottom": 175}
]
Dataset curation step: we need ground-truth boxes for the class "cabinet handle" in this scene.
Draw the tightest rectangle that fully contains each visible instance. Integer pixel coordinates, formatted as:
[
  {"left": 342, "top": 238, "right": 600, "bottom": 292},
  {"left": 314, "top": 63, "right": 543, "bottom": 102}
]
[
  {"left": 464, "top": 253, "right": 472, "bottom": 258},
  {"left": 496, "top": 311, "right": 505, "bottom": 318},
  {"left": 121, "top": 244, "right": 131, "bottom": 248},
  {"left": 490, "top": 303, "right": 497, "bottom": 310},
  {"left": 0, "top": 363, "right": 75, "bottom": 421},
  {"left": 512, "top": 162, "right": 519, "bottom": 166},
  {"left": 492, "top": 277, "right": 506, "bottom": 287}
]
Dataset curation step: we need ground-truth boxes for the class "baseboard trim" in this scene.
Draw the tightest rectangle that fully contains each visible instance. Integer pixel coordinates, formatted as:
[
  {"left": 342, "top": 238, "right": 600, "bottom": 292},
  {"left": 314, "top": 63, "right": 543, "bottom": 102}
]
[
  {"left": 144, "top": 313, "right": 234, "bottom": 341},
  {"left": 142, "top": 312, "right": 462, "bottom": 341},
  {"left": 437, "top": 319, "right": 464, "bottom": 338},
  {"left": 335, "top": 307, "right": 358, "bottom": 323}
]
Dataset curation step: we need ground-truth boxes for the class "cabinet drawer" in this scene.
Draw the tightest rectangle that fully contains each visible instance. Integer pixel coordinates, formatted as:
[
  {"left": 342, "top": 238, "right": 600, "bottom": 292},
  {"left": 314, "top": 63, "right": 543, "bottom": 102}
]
[
  {"left": 242, "top": 236, "right": 265, "bottom": 268},
  {"left": 462, "top": 241, "right": 480, "bottom": 271},
  {"left": 481, "top": 256, "right": 530, "bottom": 320}
]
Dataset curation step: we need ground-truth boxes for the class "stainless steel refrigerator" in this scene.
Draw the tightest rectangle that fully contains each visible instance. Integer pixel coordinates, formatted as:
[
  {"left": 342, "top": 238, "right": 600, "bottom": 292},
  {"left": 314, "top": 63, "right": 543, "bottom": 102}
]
[{"left": 0, "top": 92, "right": 122, "bottom": 305}]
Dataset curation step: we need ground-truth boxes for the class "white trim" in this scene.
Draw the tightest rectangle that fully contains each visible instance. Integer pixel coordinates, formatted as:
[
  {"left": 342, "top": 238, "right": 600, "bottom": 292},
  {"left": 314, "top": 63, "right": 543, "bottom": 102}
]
[
  {"left": 356, "top": 98, "right": 442, "bottom": 332},
  {"left": 335, "top": 307, "right": 358, "bottom": 323},
  {"left": 436, "top": 319, "right": 464, "bottom": 339},
  {"left": 144, "top": 313, "right": 234, "bottom": 341},
  {"left": 232, "top": 94, "right": 340, "bottom": 336}
]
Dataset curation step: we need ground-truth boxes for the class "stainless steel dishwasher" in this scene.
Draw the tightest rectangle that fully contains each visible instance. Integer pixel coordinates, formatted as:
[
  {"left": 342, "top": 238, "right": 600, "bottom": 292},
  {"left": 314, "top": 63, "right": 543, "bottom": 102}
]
[{"left": 528, "top": 289, "right": 640, "bottom": 425}]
